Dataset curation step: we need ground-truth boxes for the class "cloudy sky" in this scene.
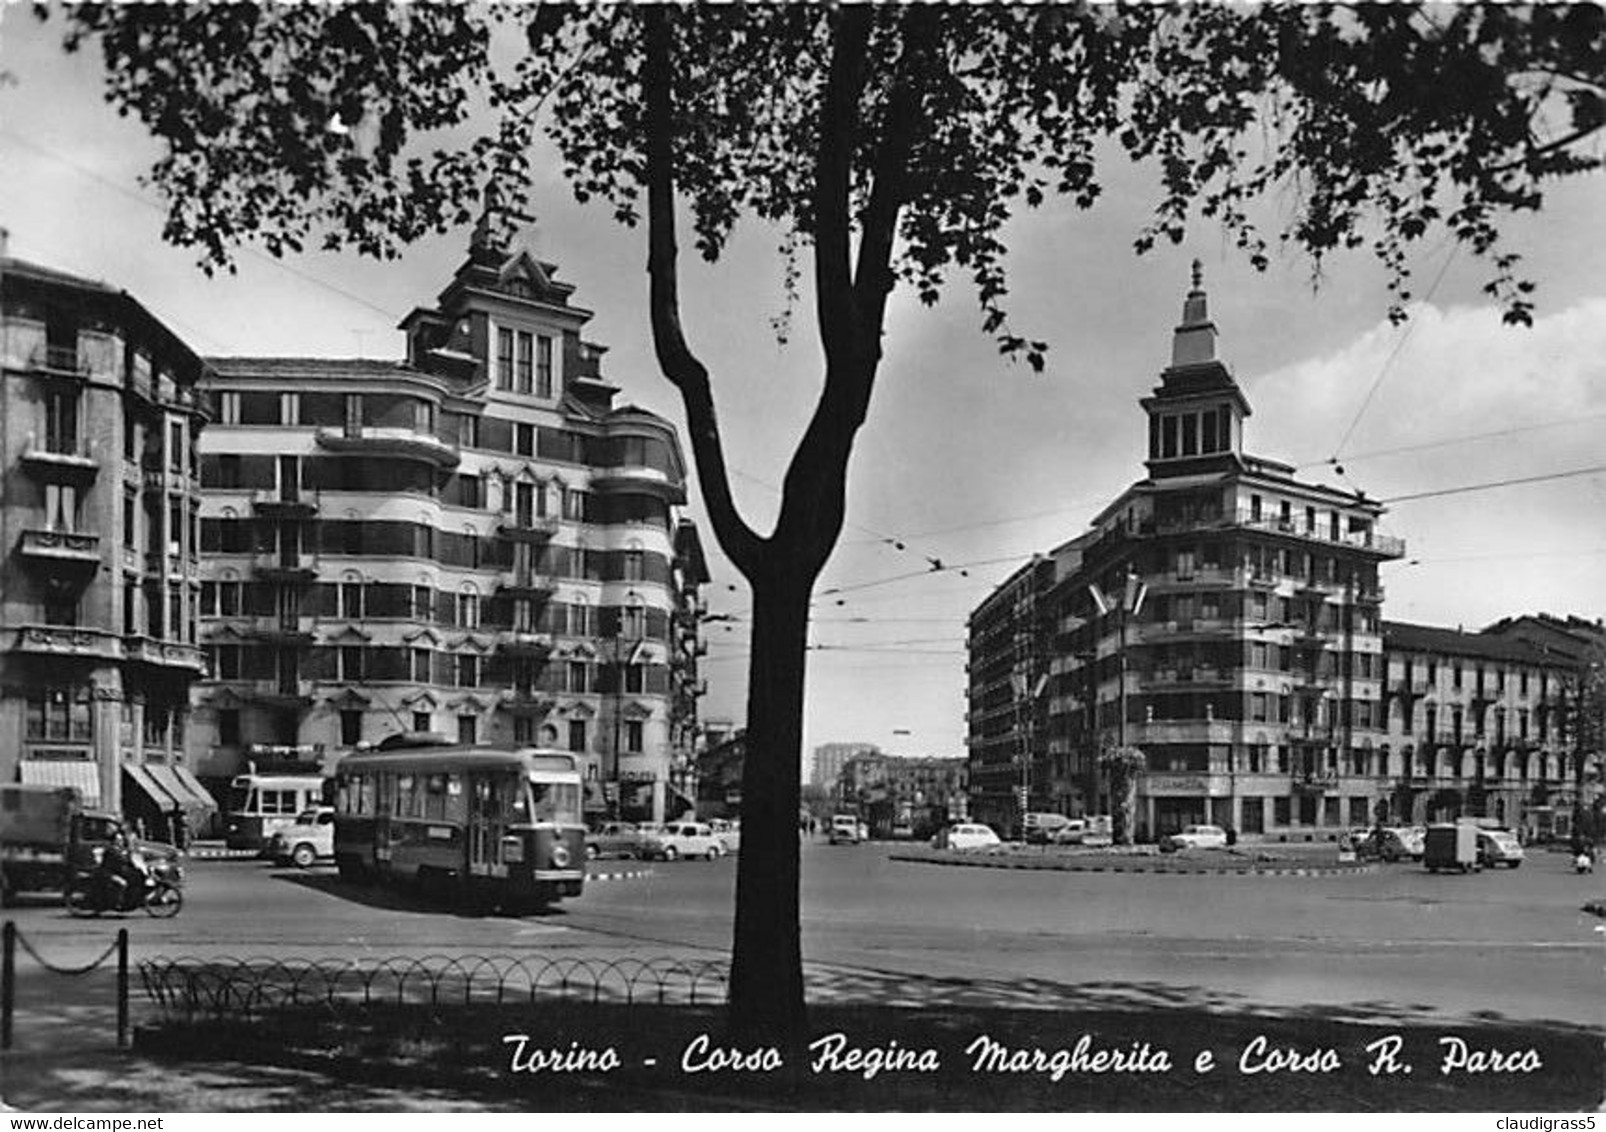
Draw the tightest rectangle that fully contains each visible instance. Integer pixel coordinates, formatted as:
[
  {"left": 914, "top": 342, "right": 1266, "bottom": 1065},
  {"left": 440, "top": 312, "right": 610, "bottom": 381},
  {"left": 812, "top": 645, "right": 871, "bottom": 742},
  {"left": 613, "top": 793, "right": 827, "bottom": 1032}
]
[{"left": 3, "top": 12, "right": 1603, "bottom": 767}]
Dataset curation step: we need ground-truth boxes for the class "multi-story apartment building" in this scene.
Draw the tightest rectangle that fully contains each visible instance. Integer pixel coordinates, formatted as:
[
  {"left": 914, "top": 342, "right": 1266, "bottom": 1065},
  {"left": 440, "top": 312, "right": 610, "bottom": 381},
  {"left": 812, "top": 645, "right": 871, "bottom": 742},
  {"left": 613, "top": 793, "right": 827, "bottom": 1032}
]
[
  {"left": 970, "top": 264, "right": 1406, "bottom": 840},
  {"left": 1384, "top": 620, "right": 1599, "bottom": 841},
  {"left": 191, "top": 230, "right": 708, "bottom": 824},
  {"left": 1, "top": 255, "right": 216, "bottom": 839}
]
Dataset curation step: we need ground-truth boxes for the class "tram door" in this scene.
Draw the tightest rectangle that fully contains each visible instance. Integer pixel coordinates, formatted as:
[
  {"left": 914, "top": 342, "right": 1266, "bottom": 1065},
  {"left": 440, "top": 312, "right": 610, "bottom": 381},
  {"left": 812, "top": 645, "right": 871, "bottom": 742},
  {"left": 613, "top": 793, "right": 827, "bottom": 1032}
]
[{"left": 468, "top": 774, "right": 510, "bottom": 877}]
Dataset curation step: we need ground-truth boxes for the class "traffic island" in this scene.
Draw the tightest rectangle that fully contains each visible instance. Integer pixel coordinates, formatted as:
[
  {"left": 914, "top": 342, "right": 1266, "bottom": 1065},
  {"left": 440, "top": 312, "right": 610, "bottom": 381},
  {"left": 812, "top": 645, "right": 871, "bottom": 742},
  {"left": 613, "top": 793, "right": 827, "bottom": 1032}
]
[{"left": 889, "top": 846, "right": 1376, "bottom": 877}]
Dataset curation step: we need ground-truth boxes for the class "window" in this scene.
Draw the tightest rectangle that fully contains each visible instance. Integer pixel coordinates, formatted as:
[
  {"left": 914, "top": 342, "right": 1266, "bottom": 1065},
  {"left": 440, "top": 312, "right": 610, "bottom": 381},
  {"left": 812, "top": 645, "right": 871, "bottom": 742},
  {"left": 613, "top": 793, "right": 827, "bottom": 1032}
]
[
  {"left": 43, "top": 483, "right": 77, "bottom": 532},
  {"left": 43, "top": 592, "right": 78, "bottom": 626},
  {"left": 568, "top": 719, "right": 587, "bottom": 753},
  {"left": 564, "top": 489, "right": 589, "bottom": 522},
  {"left": 457, "top": 714, "right": 477, "bottom": 745},
  {"left": 1181, "top": 413, "right": 1198, "bottom": 456},
  {"left": 496, "top": 328, "right": 514, "bottom": 390},
  {"left": 412, "top": 585, "right": 434, "bottom": 621},
  {"left": 214, "top": 644, "right": 241, "bottom": 680},
  {"left": 168, "top": 420, "right": 185, "bottom": 472},
  {"left": 568, "top": 661, "right": 589, "bottom": 693},
  {"left": 622, "top": 602, "right": 645, "bottom": 640},
  {"left": 623, "top": 664, "right": 646, "bottom": 694},
  {"left": 340, "top": 710, "right": 363, "bottom": 747},
  {"left": 44, "top": 388, "right": 79, "bottom": 454},
  {"left": 459, "top": 587, "right": 480, "bottom": 629},
  {"left": 218, "top": 709, "right": 240, "bottom": 746},
  {"left": 536, "top": 335, "right": 554, "bottom": 398},
  {"left": 625, "top": 719, "right": 644, "bottom": 753},
  {"left": 238, "top": 391, "right": 282, "bottom": 425},
  {"left": 516, "top": 422, "right": 535, "bottom": 456},
  {"left": 340, "top": 646, "right": 366, "bottom": 681},
  {"left": 413, "top": 711, "right": 431, "bottom": 732},
  {"left": 1160, "top": 415, "right": 1178, "bottom": 458},
  {"left": 1201, "top": 411, "right": 1218, "bottom": 453},
  {"left": 516, "top": 331, "right": 533, "bottom": 394},
  {"left": 411, "top": 648, "right": 432, "bottom": 683},
  {"left": 27, "top": 688, "right": 92, "bottom": 742},
  {"left": 340, "top": 578, "right": 365, "bottom": 619},
  {"left": 455, "top": 654, "right": 480, "bottom": 687},
  {"left": 624, "top": 548, "right": 645, "bottom": 582}
]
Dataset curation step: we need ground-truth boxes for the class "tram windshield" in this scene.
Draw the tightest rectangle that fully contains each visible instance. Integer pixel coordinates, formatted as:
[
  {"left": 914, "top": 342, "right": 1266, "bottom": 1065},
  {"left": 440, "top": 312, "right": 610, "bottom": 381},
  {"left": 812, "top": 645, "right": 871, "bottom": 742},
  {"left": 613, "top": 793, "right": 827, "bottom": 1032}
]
[{"left": 528, "top": 778, "right": 583, "bottom": 825}]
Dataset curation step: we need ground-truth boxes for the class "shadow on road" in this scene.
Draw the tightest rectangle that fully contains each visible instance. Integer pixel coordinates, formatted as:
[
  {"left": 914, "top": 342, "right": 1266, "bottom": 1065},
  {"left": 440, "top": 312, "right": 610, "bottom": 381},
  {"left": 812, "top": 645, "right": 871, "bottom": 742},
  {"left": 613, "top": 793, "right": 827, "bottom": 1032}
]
[{"left": 268, "top": 870, "right": 571, "bottom": 920}]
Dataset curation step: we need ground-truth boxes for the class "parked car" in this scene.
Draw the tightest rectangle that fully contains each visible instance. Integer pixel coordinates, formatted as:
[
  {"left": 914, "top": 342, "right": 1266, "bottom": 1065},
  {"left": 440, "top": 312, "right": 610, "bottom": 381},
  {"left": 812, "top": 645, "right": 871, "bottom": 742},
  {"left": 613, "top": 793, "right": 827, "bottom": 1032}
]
[
  {"left": 640, "top": 822, "right": 725, "bottom": 861},
  {"left": 1476, "top": 828, "right": 1524, "bottom": 869},
  {"left": 932, "top": 823, "right": 1002, "bottom": 852},
  {"left": 585, "top": 821, "right": 642, "bottom": 860},
  {"left": 1160, "top": 824, "right": 1229, "bottom": 852},
  {"left": 708, "top": 819, "right": 741, "bottom": 854},
  {"left": 268, "top": 806, "right": 335, "bottom": 868}
]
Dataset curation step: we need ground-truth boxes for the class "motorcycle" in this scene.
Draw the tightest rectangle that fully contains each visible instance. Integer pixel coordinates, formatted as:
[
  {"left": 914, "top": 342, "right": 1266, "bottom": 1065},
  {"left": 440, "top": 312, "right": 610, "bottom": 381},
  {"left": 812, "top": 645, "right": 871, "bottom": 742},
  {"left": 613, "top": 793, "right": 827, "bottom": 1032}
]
[
  {"left": 65, "top": 857, "right": 184, "bottom": 918},
  {"left": 1576, "top": 849, "right": 1596, "bottom": 875}
]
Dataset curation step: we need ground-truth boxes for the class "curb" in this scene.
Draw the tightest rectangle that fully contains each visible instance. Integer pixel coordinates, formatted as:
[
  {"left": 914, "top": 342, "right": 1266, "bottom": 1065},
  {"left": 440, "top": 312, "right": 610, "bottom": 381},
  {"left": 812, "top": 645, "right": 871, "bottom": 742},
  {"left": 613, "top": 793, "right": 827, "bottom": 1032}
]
[
  {"left": 185, "top": 846, "right": 260, "bottom": 861},
  {"left": 888, "top": 852, "right": 1376, "bottom": 878},
  {"left": 585, "top": 867, "right": 655, "bottom": 882}
]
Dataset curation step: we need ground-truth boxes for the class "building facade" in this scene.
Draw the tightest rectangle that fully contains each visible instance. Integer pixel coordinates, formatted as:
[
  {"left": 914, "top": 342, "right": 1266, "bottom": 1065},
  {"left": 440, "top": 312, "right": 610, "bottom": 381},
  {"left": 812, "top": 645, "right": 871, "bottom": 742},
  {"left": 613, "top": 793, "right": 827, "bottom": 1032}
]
[
  {"left": 811, "top": 741, "right": 881, "bottom": 791},
  {"left": 838, "top": 753, "right": 968, "bottom": 838},
  {"left": 191, "top": 231, "right": 708, "bottom": 823},
  {"left": 1, "top": 256, "right": 216, "bottom": 838},
  {"left": 971, "top": 265, "right": 1404, "bottom": 841},
  {"left": 1384, "top": 620, "right": 1601, "bottom": 842}
]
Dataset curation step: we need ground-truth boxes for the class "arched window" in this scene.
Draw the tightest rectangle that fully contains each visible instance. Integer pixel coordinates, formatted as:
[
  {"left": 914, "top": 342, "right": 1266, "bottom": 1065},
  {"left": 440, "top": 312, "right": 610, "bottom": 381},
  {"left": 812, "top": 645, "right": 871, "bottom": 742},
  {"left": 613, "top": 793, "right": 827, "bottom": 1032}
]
[
  {"left": 623, "top": 594, "right": 646, "bottom": 640},
  {"left": 340, "top": 571, "right": 364, "bottom": 619},
  {"left": 568, "top": 593, "right": 591, "bottom": 637},
  {"left": 459, "top": 583, "right": 480, "bottom": 630}
]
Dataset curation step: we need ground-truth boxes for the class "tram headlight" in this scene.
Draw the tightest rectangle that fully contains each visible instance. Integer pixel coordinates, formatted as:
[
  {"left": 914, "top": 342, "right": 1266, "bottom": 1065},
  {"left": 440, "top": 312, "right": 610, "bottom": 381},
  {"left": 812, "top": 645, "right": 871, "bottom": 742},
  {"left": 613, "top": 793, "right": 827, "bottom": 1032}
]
[{"left": 550, "top": 844, "right": 571, "bottom": 869}]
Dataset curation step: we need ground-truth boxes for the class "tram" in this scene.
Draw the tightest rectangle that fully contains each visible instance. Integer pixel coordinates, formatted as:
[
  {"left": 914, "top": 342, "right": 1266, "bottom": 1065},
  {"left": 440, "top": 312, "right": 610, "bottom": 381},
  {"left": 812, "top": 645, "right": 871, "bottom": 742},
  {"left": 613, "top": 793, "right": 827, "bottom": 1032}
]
[{"left": 333, "top": 733, "right": 586, "bottom": 910}]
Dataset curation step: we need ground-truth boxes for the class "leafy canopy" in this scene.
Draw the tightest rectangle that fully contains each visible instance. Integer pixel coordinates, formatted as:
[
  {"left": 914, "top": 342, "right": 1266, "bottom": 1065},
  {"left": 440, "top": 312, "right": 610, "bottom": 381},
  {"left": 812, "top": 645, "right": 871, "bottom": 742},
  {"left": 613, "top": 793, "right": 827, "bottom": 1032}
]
[{"left": 53, "top": 3, "right": 1606, "bottom": 364}]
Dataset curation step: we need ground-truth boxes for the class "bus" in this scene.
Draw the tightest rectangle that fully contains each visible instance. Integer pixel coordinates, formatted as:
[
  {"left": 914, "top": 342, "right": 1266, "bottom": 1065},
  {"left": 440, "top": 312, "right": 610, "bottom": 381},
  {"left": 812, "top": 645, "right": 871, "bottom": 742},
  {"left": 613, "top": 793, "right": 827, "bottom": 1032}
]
[
  {"left": 332, "top": 733, "right": 586, "bottom": 911},
  {"left": 226, "top": 772, "right": 327, "bottom": 853}
]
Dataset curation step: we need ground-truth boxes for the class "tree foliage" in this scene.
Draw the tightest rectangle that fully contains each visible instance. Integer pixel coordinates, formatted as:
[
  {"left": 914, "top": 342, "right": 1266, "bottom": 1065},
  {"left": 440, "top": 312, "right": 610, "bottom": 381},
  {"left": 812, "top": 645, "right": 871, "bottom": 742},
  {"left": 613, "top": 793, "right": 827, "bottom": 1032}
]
[{"left": 46, "top": 1, "right": 1606, "bottom": 1040}]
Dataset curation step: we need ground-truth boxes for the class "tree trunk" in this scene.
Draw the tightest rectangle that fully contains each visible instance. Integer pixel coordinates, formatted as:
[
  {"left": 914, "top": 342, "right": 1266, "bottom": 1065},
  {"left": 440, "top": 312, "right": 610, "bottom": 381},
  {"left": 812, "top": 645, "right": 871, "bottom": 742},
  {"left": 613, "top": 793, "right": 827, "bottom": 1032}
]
[{"left": 727, "top": 566, "right": 811, "bottom": 1044}]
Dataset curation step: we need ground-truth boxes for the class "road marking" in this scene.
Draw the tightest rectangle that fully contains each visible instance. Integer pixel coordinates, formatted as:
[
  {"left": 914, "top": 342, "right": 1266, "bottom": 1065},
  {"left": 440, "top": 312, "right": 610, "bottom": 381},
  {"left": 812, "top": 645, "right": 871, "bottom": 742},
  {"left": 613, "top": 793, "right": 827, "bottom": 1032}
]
[{"left": 513, "top": 924, "right": 572, "bottom": 937}]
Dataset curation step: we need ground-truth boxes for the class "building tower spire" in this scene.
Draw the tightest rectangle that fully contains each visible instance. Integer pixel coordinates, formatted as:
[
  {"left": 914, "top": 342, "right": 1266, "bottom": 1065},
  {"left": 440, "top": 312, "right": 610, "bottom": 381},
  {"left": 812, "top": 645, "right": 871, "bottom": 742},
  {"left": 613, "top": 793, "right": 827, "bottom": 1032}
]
[{"left": 1172, "top": 258, "right": 1218, "bottom": 368}]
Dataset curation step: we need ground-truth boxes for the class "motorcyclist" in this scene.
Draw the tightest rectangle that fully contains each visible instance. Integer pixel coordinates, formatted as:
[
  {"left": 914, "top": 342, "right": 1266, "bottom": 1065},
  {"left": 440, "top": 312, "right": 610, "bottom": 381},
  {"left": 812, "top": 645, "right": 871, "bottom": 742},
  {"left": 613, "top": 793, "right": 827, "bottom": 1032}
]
[{"left": 97, "top": 831, "right": 149, "bottom": 909}]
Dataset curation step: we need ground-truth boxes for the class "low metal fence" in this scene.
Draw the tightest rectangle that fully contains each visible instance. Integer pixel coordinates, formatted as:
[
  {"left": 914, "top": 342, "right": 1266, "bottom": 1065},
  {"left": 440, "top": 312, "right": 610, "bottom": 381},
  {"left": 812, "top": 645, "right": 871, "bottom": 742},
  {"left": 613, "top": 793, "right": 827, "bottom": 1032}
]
[
  {"left": 139, "top": 953, "right": 731, "bottom": 1021},
  {"left": 2, "top": 921, "right": 131, "bottom": 1049}
]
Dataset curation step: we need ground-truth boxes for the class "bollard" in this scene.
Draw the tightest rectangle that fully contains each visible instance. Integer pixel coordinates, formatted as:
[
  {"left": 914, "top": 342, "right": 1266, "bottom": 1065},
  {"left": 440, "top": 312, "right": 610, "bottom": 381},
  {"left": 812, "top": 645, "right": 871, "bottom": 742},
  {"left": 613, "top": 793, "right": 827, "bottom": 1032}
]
[
  {"left": 2, "top": 921, "right": 14, "bottom": 1050},
  {"left": 116, "top": 928, "right": 128, "bottom": 1049}
]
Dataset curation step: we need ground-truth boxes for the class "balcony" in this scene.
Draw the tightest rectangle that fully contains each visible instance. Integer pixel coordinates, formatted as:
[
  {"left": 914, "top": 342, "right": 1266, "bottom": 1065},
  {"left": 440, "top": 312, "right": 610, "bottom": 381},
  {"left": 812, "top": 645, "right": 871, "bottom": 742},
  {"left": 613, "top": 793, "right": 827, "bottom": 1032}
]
[
  {"left": 498, "top": 631, "right": 554, "bottom": 657},
  {"left": 500, "top": 572, "right": 557, "bottom": 600},
  {"left": 29, "top": 342, "right": 90, "bottom": 377},
  {"left": 246, "top": 681, "right": 315, "bottom": 709},
  {"left": 497, "top": 515, "right": 560, "bottom": 543},
  {"left": 253, "top": 554, "right": 319, "bottom": 584},
  {"left": 19, "top": 441, "right": 99, "bottom": 480},
  {"left": 17, "top": 529, "right": 101, "bottom": 571},
  {"left": 1143, "top": 667, "right": 1233, "bottom": 691},
  {"left": 315, "top": 425, "right": 460, "bottom": 469},
  {"left": 1231, "top": 510, "right": 1405, "bottom": 560},
  {"left": 122, "top": 636, "right": 208, "bottom": 675},
  {"left": 248, "top": 619, "right": 316, "bottom": 646},
  {"left": 500, "top": 690, "right": 556, "bottom": 715},
  {"left": 590, "top": 464, "right": 686, "bottom": 505},
  {"left": 11, "top": 624, "right": 123, "bottom": 663},
  {"left": 1295, "top": 772, "right": 1339, "bottom": 794},
  {"left": 251, "top": 490, "right": 318, "bottom": 519}
]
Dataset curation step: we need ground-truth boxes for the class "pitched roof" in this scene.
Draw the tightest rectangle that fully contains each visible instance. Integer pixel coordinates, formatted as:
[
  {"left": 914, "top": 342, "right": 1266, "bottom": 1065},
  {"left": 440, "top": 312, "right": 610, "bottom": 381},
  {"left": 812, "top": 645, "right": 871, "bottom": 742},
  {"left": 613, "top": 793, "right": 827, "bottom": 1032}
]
[{"left": 1382, "top": 620, "right": 1562, "bottom": 666}]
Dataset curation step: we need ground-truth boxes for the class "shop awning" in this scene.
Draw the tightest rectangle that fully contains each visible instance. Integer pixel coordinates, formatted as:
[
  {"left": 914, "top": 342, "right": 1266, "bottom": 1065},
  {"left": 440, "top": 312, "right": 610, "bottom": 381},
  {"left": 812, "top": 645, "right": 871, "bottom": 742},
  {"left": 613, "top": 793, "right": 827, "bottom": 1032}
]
[
  {"left": 19, "top": 758, "right": 101, "bottom": 808},
  {"left": 147, "top": 764, "right": 217, "bottom": 816},
  {"left": 122, "top": 763, "right": 180, "bottom": 813},
  {"left": 169, "top": 765, "right": 218, "bottom": 813}
]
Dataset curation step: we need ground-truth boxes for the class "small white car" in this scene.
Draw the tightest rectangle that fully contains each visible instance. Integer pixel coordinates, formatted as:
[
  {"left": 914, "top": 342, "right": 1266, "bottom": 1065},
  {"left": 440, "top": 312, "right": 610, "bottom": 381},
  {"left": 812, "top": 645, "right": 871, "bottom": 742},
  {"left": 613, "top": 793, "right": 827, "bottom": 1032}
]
[
  {"left": 707, "top": 818, "right": 741, "bottom": 853},
  {"left": 934, "top": 823, "right": 1002, "bottom": 852},
  {"left": 1160, "top": 823, "right": 1229, "bottom": 852},
  {"left": 641, "top": 822, "right": 726, "bottom": 861},
  {"left": 1476, "top": 828, "right": 1524, "bottom": 869},
  {"left": 268, "top": 806, "right": 335, "bottom": 868}
]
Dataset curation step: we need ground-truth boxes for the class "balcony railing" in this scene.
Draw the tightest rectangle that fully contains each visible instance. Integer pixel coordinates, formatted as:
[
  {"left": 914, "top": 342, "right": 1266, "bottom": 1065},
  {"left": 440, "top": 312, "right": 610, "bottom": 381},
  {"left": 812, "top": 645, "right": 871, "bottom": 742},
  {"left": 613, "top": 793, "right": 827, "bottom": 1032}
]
[
  {"left": 18, "top": 529, "right": 101, "bottom": 569},
  {"left": 315, "top": 426, "right": 460, "bottom": 469},
  {"left": 498, "top": 515, "right": 560, "bottom": 542},
  {"left": 122, "top": 636, "right": 208, "bottom": 674},
  {"left": 11, "top": 624, "right": 123, "bottom": 662},
  {"left": 253, "top": 554, "right": 319, "bottom": 583},
  {"left": 498, "top": 631, "right": 554, "bottom": 657},
  {"left": 20, "top": 441, "right": 99, "bottom": 478},
  {"left": 30, "top": 343, "right": 88, "bottom": 376}
]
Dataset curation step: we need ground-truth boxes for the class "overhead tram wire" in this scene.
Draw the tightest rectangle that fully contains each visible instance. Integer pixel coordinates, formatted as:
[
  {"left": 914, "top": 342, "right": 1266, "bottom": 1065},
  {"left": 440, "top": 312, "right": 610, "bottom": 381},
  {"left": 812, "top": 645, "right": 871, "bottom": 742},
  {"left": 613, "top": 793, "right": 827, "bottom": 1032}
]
[
  {"left": 1294, "top": 411, "right": 1606, "bottom": 472},
  {"left": 1381, "top": 464, "right": 1606, "bottom": 505},
  {"left": 1326, "top": 240, "right": 1463, "bottom": 473}
]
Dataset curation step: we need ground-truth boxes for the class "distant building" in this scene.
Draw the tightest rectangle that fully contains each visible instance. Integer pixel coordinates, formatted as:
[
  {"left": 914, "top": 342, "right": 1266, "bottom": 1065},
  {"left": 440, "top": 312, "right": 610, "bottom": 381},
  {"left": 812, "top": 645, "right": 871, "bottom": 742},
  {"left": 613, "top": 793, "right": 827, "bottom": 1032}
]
[
  {"left": 695, "top": 728, "right": 745, "bottom": 820},
  {"left": 191, "top": 228, "right": 709, "bottom": 823},
  {"left": 839, "top": 753, "right": 968, "bottom": 838},
  {"left": 811, "top": 741, "right": 880, "bottom": 791},
  {"left": 0, "top": 255, "right": 217, "bottom": 838}
]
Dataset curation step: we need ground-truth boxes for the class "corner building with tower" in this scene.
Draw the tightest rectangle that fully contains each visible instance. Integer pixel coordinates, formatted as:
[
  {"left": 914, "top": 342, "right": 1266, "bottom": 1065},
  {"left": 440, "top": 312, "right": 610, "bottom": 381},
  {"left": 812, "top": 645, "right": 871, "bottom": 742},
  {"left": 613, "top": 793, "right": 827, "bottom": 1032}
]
[
  {"left": 193, "top": 230, "right": 709, "bottom": 824},
  {"left": 968, "top": 266, "right": 1404, "bottom": 841}
]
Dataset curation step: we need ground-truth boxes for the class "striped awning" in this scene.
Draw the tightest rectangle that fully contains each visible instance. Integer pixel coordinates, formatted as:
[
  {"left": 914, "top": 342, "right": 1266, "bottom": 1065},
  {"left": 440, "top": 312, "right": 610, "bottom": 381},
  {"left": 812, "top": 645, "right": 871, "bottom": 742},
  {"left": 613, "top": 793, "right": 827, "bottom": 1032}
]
[
  {"left": 123, "top": 763, "right": 180, "bottom": 812},
  {"left": 147, "top": 764, "right": 217, "bottom": 815},
  {"left": 19, "top": 758, "right": 102, "bottom": 808},
  {"left": 170, "top": 765, "right": 218, "bottom": 813}
]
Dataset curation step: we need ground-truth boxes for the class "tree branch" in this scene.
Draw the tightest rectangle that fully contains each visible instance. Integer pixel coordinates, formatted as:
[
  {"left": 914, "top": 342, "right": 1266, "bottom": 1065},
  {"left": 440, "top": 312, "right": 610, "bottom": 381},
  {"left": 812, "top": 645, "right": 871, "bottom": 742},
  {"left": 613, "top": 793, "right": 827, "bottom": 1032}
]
[{"left": 642, "top": 8, "right": 765, "bottom": 578}]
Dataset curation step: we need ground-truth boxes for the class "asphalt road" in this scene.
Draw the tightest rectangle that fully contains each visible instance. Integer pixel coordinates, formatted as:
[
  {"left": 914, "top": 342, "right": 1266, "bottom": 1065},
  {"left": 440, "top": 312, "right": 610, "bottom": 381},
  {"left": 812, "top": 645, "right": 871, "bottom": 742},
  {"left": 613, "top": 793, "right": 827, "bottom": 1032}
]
[{"left": 7, "top": 839, "right": 1602, "bottom": 1029}]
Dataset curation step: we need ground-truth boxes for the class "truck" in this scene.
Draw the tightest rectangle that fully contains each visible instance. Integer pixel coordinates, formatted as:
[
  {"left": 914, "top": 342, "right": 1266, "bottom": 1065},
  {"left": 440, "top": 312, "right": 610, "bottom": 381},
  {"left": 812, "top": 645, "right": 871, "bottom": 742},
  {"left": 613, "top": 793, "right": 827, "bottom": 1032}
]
[
  {"left": 0, "top": 784, "right": 130, "bottom": 905},
  {"left": 1423, "top": 822, "right": 1481, "bottom": 874}
]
